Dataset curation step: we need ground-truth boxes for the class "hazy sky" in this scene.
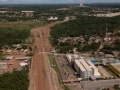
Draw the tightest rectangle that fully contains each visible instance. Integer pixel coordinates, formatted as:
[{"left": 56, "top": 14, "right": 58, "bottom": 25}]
[{"left": 0, "top": 0, "right": 120, "bottom": 4}]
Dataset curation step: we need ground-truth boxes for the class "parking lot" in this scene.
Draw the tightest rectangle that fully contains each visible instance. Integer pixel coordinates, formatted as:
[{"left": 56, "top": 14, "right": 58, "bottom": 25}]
[
  {"left": 81, "top": 79, "right": 120, "bottom": 90},
  {"left": 54, "top": 55, "right": 84, "bottom": 90},
  {"left": 97, "top": 65, "right": 113, "bottom": 78},
  {"left": 55, "top": 55, "right": 77, "bottom": 80}
]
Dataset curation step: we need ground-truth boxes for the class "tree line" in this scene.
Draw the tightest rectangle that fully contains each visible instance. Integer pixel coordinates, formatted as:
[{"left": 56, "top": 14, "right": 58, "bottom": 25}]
[
  {"left": 0, "top": 69, "right": 29, "bottom": 90},
  {"left": 50, "top": 16, "right": 120, "bottom": 38},
  {"left": 0, "top": 27, "right": 30, "bottom": 49}
]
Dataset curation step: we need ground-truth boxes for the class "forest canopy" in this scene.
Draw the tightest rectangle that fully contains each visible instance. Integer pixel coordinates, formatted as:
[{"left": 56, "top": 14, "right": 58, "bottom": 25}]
[
  {"left": 0, "top": 27, "right": 30, "bottom": 49},
  {"left": 50, "top": 16, "right": 120, "bottom": 38},
  {"left": 0, "top": 69, "right": 29, "bottom": 90}
]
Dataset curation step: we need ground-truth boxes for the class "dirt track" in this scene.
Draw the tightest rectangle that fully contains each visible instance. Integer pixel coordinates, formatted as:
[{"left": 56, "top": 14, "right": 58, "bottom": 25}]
[{"left": 29, "top": 22, "right": 62, "bottom": 90}]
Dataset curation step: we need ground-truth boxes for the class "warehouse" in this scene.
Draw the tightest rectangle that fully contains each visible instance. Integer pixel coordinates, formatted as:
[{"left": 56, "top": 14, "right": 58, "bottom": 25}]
[
  {"left": 80, "top": 59, "right": 93, "bottom": 77},
  {"left": 74, "top": 59, "right": 93, "bottom": 79},
  {"left": 66, "top": 54, "right": 101, "bottom": 79},
  {"left": 101, "top": 58, "right": 116, "bottom": 65},
  {"left": 16, "top": 57, "right": 30, "bottom": 60},
  {"left": 86, "top": 60, "right": 101, "bottom": 77},
  {"left": 66, "top": 54, "right": 79, "bottom": 66},
  {"left": 108, "top": 63, "right": 120, "bottom": 77},
  {"left": 74, "top": 60, "right": 87, "bottom": 79}
]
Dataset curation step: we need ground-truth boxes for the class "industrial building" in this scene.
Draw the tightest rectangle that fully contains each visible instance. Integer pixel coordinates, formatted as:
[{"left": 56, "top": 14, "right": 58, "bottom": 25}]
[
  {"left": 108, "top": 63, "right": 120, "bottom": 77},
  {"left": 74, "top": 60, "right": 87, "bottom": 79},
  {"left": 16, "top": 57, "right": 30, "bottom": 60},
  {"left": 86, "top": 60, "right": 101, "bottom": 77},
  {"left": 79, "top": 58, "right": 93, "bottom": 78},
  {"left": 66, "top": 54, "right": 79, "bottom": 66},
  {"left": 101, "top": 58, "right": 116, "bottom": 65},
  {"left": 66, "top": 54, "right": 101, "bottom": 79}
]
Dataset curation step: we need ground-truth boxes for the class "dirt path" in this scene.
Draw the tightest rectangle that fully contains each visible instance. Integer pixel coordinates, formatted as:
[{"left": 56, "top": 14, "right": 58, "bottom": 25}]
[{"left": 29, "top": 22, "right": 63, "bottom": 90}]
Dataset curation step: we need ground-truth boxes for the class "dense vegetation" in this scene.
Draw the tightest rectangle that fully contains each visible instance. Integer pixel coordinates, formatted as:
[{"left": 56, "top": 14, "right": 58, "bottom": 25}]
[
  {"left": 0, "top": 27, "right": 30, "bottom": 49},
  {"left": 51, "top": 40, "right": 101, "bottom": 53},
  {"left": 0, "top": 69, "right": 29, "bottom": 90},
  {"left": 100, "top": 39, "right": 120, "bottom": 54},
  {"left": 0, "top": 5, "right": 90, "bottom": 21},
  {"left": 50, "top": 16, "right": 120, "bottom": 53},
  {"left": 51, "top": 16, "right": 120, "bottom": 38},
  {"left": 0, "top": 5, "right": 69, "bottom": 21}
]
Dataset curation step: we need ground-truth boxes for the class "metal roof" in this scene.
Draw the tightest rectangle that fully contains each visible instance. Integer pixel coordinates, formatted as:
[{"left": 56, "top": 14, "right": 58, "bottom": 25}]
[
  {"left": 87, "top": 60, "right": 101, "bottom": 76},
  {"left": 21, "top": 11, "right": 34, "bottom": 12},
  {"left": 75, "top": 60, "right": 86, "bottom": 72},
  {"left": 79, "top": 59, "right": 92, "bottom": 71},
  {"left": 16, "top": 57, "right": 30, "bottom": 60},
  {"left": 6, "top": 56, "right": 14, "bottom": 60},
  {"left": 111, "top": 63, "right": 120, "bottom": 71}
]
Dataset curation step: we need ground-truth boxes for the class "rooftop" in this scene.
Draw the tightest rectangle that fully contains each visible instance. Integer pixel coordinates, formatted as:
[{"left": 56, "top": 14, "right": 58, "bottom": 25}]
[
  {"left": 6, "top": 56, "right": 14, "bottom": 60},
  {"left": 79, "top": 59, "right": 92, "bottom": 71},
  {"left": 111, "top": 63, "right": 120, "bottom": 71},
  {"left": 75, "top": 60, "right": 86, "bottom": 72}
]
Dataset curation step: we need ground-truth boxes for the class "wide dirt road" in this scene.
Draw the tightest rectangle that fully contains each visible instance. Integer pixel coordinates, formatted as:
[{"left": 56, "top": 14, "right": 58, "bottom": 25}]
[{"left": 29, "top": 22, "right": 61, "bottom": 90}]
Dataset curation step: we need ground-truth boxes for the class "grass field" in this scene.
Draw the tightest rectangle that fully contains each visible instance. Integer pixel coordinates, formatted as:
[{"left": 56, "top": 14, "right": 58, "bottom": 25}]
[
  {"left": 0, "top": 20, "right": 48, "bottom": 30},
  {"left": 48, "top": 54, "right": 63, "bottom": 85}
]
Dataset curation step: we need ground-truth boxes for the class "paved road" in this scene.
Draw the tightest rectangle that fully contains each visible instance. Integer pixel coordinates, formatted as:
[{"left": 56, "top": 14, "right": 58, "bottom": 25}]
[{"left": 82, "top": 79, "right": 120, "bottom": 90}]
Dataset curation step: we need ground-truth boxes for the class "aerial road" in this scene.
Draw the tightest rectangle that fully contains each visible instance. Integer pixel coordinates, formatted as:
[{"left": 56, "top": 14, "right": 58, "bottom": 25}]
[{"left": 29, "top": 22, "right": 63, "bottom": 90}]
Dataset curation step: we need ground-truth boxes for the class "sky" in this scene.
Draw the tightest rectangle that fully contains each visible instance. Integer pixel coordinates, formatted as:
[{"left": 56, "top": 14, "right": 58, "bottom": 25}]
[{"left": 0, "top": 0, "right": 120, "bottom": 4}]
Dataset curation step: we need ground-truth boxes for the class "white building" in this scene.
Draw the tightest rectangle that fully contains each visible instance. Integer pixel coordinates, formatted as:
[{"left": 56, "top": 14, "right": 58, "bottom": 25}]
[
  {"left": 21, "top": 11, "right": 34, "bottom": 13},
  {"left": 47, "top": 16, "right": 58, "bottom": 20},
  {"left": 64, "top": 17, "right": 69, "bottom": 21},
  {"left": 20, "top": 63, "right": 28, "bottom": 67},
  {"left": 0, "top": 11, "right": 7, "bottom": 13},
  {"left": 86, "top": 60, "right": 101, "bottom": 76},
  {"left": 6, "top": 56, "right": 14, "bottom": 60},
  {"left": 66, "top": 54, "right": 101, "bottom": 79},
  {"left": 16, "top": 57, "right": 30, "bottom": 60},
  {"left": 74, "top": 60, "right": 87, "bottom": 79},
  {"left": 80, "top": 3, "right": 83, "bottom": 7}
]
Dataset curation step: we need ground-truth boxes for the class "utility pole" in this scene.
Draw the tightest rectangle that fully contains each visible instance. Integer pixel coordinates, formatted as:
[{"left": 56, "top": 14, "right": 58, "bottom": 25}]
[{"left": 105, "top": 24, "right": 108, "bottom": 38}]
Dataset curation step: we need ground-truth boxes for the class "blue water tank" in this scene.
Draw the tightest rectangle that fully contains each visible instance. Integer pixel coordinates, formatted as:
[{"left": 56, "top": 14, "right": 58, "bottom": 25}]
[{"left": 90, "top": 59, "right": 97, "bottom": 62}]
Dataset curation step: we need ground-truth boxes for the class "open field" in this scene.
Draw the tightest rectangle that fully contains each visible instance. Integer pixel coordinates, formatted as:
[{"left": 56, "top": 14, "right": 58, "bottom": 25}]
[
  {"left": 0, "top": 20, "right": 47, "bottom": 30},
  {"left": 55, "top": 55, "right": 76, "bottom": 80},
  {"left": 48, "top": 54, "right": 63, "bottom": 85}
]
